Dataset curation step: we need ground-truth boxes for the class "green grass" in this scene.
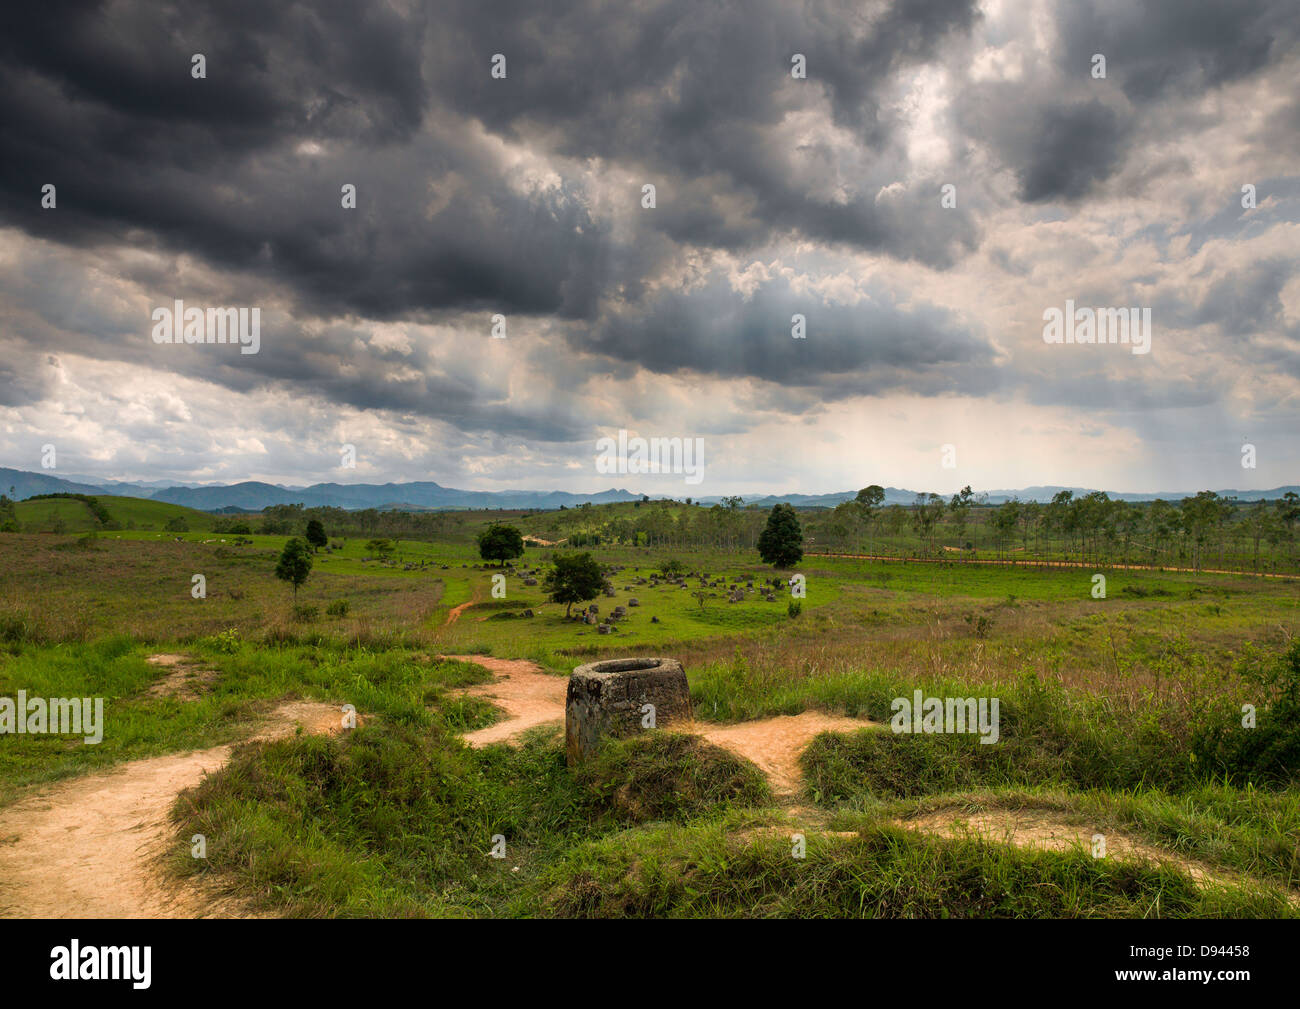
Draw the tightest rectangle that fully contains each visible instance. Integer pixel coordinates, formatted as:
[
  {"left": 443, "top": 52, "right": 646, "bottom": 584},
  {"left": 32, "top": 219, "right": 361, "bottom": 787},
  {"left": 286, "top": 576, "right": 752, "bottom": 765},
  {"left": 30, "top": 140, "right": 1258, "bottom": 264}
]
[
  {"left": 533, "top": 818, "right": 1290, "bottom": 918},
  {"left": 3, "top": 527, "right": 1299, "bottom": 917},
  {"left": 170, "top": 726, "right": 770, "bottom": 917},
  {"left": 14, "top": 495, "right": 216, "bottom": 533},
  {"left": 0, "top": 640, "right": 492, "bottom": 797}
]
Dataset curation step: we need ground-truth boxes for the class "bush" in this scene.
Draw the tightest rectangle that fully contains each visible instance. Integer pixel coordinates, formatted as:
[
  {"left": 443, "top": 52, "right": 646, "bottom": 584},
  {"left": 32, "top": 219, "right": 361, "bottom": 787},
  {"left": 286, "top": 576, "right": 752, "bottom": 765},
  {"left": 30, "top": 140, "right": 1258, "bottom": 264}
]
[
  {"left": 576, "top": 733, "right": 772, "bottom": 823},
  {"left": 787, "top": 600, "right": 802, "bottom": 618},
  {"left": 292, "top": 604, "right": 320, "bottom": 623},
  {"left": 1191, "top": 641, "right": 1300, "bottom": 785},
  {"left": 206, "top": 627, "right": 243, "bottom": 653}
]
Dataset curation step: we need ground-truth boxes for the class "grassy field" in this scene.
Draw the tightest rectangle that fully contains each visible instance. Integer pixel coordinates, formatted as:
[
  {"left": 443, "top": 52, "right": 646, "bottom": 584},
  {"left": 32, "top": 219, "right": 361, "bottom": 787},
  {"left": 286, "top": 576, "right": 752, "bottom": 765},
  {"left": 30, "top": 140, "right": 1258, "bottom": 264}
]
[
  {"left": 12, "top": 494, "right": 216, "bottom": 533},
  {"left": 1, "top": 523, "right": 1298, "bottom": 918}
]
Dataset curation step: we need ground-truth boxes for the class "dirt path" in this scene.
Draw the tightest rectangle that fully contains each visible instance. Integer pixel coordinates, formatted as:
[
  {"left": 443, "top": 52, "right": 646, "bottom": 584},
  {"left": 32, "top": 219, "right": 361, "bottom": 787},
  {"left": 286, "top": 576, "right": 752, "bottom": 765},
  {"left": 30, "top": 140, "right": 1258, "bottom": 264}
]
[
  {"left": 446, "top": 655, "right": 569, "bottom": 746},
  {"left": 696, "top": 712, "right": 872, "bottom": 796},
  {"left": 444, "top": 656, "right": 1296, "bottom": 902},
  {"left": 445, "top": 655, "right": 875, "bottom": 795},
  {"left": 0, "top": 696, "right": 349, "bottom": 919},
  {"left": 896, "top": 806, "right": 1300, "bottom": 907},
  {"left": 443, "top": 601, "right": 476, "bottom": 626}
]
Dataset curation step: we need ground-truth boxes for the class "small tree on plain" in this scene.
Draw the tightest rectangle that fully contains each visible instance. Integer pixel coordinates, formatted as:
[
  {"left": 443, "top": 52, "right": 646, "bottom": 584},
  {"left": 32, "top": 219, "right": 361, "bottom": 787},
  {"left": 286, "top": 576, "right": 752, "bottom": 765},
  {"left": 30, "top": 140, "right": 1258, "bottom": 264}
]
[
  {"left": 305, "top": 519, "right": 327, "bottom": 552},
  {"left": 275, "top": 537, "right": 313, "bottom": 598},
  {"left": 477, "top": 523, "right": 524, "bottom": 567},
  {"left": 544, "top": 552, "right": 606, "bottom": 618},
  {"left": 757, "top": 503, "right": 804, "bottom": 568}
]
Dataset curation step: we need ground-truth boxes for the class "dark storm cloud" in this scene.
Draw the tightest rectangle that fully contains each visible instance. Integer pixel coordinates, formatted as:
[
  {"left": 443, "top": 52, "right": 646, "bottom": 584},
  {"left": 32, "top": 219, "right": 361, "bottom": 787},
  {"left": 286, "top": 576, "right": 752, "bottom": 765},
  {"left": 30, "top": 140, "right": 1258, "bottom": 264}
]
[
  {"left": 0, "top": 0, "right": 985, "bottom": 335},
  {"left": 0, "top": 0, "right": 1295, "bottom": 469},
  {"left": 1014, "top": 100, "right": 1132, "bottom": 203},
  {"left": 954, "top": 85, "right": 1133, "bottom": 204},
  {"left": 1150, "top": 259, "right": 1300, "bottom": 367},
  {"left": 0, "top": 354, "right": 53, "bottom": 408},
  {"left": 1058, "top": 0, "right": 1297, "bottom": 104},
  {"left": 0, "top": 0, "right": 610, "bottom": 321},
  {"left": 951, "top": 0, "right": 1296, "bottom": 204},
  {"left": 430, "top": 0, "right": 982, "bottom": 264},
  {"left": 573, "top": 269, "right": 998, "bottom": 396}
]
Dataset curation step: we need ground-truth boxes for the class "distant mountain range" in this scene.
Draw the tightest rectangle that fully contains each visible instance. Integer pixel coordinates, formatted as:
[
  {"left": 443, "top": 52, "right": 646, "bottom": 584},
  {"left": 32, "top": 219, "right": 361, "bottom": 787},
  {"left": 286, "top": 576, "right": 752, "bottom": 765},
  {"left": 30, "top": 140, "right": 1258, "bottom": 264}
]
[{"left": 1, "top": 468, "right": 1295, "bottom": 512}]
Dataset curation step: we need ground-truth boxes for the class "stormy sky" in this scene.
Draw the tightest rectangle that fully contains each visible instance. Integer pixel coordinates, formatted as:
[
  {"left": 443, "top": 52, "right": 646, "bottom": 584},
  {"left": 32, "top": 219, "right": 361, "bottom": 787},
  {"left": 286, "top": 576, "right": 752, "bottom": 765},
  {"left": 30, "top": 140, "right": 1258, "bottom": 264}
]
[{"left": 0, "top": 0, "right": 1297, "bottom": 496}]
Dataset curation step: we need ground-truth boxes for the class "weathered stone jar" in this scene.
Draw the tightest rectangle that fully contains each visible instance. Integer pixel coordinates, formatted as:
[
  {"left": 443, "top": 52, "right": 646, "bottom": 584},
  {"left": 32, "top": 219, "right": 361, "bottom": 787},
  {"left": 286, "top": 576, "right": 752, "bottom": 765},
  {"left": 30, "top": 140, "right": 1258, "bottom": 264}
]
[{"left": 565, "top": 657, "right": 692, "bottom": 765}]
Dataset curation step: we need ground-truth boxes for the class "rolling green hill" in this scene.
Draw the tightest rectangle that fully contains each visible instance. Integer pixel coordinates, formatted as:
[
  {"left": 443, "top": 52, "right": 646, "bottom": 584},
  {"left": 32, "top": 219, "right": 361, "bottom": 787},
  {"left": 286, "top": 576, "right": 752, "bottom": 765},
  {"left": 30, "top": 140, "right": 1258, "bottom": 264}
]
[{"left": 13, "top": 495, "right": 216, "bottom": 532}]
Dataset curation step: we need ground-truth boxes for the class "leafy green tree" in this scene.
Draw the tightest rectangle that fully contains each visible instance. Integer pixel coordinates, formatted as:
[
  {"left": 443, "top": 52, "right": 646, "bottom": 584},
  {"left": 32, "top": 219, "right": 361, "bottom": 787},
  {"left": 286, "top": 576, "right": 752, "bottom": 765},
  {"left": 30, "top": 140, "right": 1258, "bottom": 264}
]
[
  {"left": 366, "top": 538, "right": 395, "bottom": 561},
  {"left": 757, "top": 503, "right": 804, "bottom": 568},
  {"left": 855, "top": 485, "right": 886, "bottom": 510},
  {"left": 990, "top": 499, "right": 1020, "bottom": 558},
  {"left": 1180, "top": 490, "right": 1232, "bottom": 571},
  {"left": 911, "top": 493, "right": 945, "bottom": 555},
  {"left": 948, "top": 485, "right": 975, "bottom": 544},
  {"left": 544, "top": 552, "right": 606, "bottom": 617},
  {"left": 477, "top": 523, "right": 524, "bottom": 566},
  {"left": 305, "top": 519, "right": 327, "bottom": 552},
  {"left": 855, "top": 484, "right": 886, "bottom": 554},
  {"left": 275, "top": 537, "right": 313, "bottom": 598}
]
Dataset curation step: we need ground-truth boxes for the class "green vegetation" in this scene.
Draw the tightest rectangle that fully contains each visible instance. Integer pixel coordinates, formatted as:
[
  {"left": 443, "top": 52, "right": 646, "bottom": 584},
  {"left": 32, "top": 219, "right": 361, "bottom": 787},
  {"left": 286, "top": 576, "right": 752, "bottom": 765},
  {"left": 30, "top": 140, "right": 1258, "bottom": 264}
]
[
  {"left": 305, "top": 519, "right": 327, "bottom": 552},
  {"left": 757, "top": 503, "right": 804, "bottom": 568},
  {"left": 476, "top": 522, "right": 524, "bottom": 566},
  {"left": 8, "top": 494, "right": 215, "bottom": 534},
  {"left": 274, "top": 538, "right": 313, "bottom": 598},
  {"left": 1, "top": 497, "right": 1298, "bottom": 918},
  {"left": 543, "top": 552, "right": 605, "bottom": 618}
]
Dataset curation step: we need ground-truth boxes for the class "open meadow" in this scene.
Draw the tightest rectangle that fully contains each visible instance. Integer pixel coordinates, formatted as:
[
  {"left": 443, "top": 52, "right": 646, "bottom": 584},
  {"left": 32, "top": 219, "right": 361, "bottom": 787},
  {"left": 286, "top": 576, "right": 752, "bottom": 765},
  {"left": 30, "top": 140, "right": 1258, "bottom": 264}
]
[{"left": 2, "top": 496, "right": 1297, "bottom": 918}]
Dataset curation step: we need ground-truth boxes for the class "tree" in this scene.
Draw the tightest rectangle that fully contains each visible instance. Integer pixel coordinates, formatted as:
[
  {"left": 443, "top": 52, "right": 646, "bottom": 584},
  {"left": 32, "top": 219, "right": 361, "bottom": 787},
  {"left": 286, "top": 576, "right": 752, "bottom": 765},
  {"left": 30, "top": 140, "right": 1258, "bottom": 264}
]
[
  {"left": 1180, "top": 491, "right": 1231, "bottom": 571},
  {"left": 911, "top": 493, "right": 945, "bottom": 555},
  {"left": 855, "top": 484, "right": 886, "bottom": 554},
  {"left": 305, "top": 519, "right": 327, "bottom": 552},
  {"left": 757, "top": 503, "right": 804, "bottom": 568},
  {"left": 544, "top": 552, "right": 606, "bottom": 617},
  {"left": 660, "top": 558, "right": 686, "bottom": 578},
  {"left": 366, "top": 538, "right": 394, "bottom": 561},
  {"left": 477, "top": 523, "right": 524, "bottom": 566},
  {"left": 948, "top": 485, "right": 974, "bottom": 545},
  {"left": 990, "top": 499, "right": 1020, "bottom": 558},
  {"left": 275, "top": 537, "right": 313, "bottom": 598},
  {"left": 855, "top": 485, "right": 886, "bottom": 510}
]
